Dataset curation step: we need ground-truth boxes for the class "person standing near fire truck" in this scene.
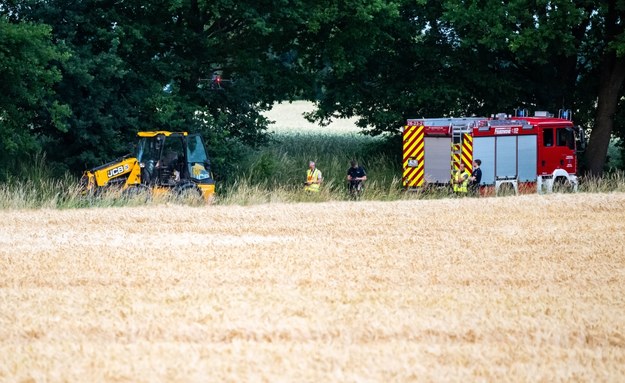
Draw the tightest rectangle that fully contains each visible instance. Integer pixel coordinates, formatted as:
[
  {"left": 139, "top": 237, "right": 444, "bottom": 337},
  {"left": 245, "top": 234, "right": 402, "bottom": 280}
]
[
  {"left": 469, "top": 159, "right": 482, "bottom": 195},
  {"left": 347, "top": 159, "right": 367, "bottom": 198},
  {"left": 453, "top": 163, "right": 470, "bottom": 194},
  {"left": 304, "top": 161, "right": 323, "bottom": 192}
]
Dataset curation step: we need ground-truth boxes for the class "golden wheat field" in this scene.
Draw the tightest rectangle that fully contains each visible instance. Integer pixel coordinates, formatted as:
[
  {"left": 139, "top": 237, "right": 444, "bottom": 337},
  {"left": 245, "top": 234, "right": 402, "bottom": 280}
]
[{"left": 1, "top": 193, "right": 625, "bottom": 382}]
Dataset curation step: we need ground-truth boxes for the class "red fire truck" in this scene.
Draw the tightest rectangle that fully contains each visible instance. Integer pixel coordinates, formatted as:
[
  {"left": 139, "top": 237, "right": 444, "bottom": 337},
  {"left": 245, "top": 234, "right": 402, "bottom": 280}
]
[{"left": 402, "top": 110, "right": 586, "bottom": 194}]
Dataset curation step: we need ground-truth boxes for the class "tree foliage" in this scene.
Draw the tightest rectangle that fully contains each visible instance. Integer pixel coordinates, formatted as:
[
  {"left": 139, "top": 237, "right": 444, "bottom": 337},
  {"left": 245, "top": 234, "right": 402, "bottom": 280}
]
[
  {"left": 306, "top": 0, "right": 625, "bottom": 174},
  {"left": 444, "top": 0, "right": 625, "bottom": 175},
  {"left": 0, "top": 0, "right": 623, "bottom": 179},
  {"left": 0, "top": 16, "right": 68, "bottom": 169},
  {"left": 1, "top": 0, "right": 307, "bottom": 177}
]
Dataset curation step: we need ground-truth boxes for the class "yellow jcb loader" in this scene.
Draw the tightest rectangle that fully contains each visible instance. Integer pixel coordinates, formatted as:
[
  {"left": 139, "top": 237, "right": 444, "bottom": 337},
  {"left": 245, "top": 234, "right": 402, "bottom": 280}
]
[{"left": 80, "top": 131, "right": 215, "bottom": 202}]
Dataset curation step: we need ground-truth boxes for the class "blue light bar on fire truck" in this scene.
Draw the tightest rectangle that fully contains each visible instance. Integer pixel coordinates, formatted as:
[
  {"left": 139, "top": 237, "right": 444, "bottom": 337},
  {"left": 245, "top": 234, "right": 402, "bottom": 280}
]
[
  {"left": 514, "top": 108, "right": 529, "bottom": 117},
  {"left": 558, "top": 109, "right": 572, "bottom": 120},
  {"left": 479, "top": 118, "right": 532, "bottom": 131}
]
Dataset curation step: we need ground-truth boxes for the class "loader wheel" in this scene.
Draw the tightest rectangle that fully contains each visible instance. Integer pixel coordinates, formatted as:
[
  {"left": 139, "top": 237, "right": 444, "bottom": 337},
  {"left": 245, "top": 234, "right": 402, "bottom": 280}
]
[
  {"left": 122, "top": 184, "right": 152, "bottom": 203},
  {"left": 173, "top": 182, "right": 203, "bottom": 204}
]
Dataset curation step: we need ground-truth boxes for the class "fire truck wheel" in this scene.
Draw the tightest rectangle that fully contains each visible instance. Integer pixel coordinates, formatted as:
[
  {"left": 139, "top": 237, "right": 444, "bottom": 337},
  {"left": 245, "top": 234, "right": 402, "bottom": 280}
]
[{"left": 553, "top": 176, "right": 573, "bottom": 193}]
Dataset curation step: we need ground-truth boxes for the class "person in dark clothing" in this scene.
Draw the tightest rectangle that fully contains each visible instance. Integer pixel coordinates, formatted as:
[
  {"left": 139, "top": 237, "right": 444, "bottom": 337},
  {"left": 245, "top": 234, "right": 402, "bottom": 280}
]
[
  {"left": 469, "top": 159, "right": 482, "bottom": 196},
  {"left": 347, "top": 159, "right": 367, "bottom": 197}
]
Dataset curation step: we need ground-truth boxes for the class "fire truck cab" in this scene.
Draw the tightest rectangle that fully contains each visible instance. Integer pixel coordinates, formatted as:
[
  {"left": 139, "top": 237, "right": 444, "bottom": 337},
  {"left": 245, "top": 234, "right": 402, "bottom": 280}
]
[{"left": 402, "top": 110, "right": 585, "bottom": 195}]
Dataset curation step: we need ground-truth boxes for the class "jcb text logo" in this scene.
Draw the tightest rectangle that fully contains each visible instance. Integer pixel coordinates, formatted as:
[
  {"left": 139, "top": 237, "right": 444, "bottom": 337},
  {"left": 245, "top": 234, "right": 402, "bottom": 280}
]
[{"left": 107, "top": 164, "right": 129, "bottom": 178}]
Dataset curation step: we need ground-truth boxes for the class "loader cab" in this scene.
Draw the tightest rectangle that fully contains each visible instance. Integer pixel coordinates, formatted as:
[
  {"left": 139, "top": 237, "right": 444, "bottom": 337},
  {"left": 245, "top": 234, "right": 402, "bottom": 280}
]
[{"left": 135, "top": 131, "right": 214, "bottom": 187}]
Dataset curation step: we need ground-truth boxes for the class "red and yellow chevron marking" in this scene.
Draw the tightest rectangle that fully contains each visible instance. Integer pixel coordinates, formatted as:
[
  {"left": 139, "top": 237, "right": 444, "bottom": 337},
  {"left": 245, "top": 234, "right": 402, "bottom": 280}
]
[
  {"left": 461, "top": 133, "right": 473, "bottom": 172},
  {"left": 451, "top": 143, "right": 461, "bottom": 173},
  {"left": 402, "top": 125, "right": 425, "bottom": 187}
]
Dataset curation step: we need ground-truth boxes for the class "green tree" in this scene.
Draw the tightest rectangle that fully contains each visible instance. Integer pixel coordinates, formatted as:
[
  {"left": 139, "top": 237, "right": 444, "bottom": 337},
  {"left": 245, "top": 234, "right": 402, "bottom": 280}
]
[
  {"left": 0, "top": 16, "right": 68, "bottom": 171},
  {"left": 5, "top": 0, "right": 622, "bottom": 179},
  {"left": 442, "top": 0, "right": 625, "bottom": 175},
  {"left": 304, "top": 0, "right": 625, "bottom": 175},
  {"left": 297, "top": 0, "right": 527, "bottom": 135},
  {"left": 2, "top": 0, "right": 308, "bottom": 177},
  {"left": 582, "top": 0, "right": 625, "bottom": 175}
]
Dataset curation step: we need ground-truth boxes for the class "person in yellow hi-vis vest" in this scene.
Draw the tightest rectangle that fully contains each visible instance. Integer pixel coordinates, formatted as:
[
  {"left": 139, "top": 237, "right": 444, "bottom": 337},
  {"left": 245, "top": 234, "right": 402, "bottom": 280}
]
[
  {"left": 452, "top": 163, "right": 470, "bottom": 194},
  {"left": 304, "top": 161, "right": 323, "bottom": 192}
]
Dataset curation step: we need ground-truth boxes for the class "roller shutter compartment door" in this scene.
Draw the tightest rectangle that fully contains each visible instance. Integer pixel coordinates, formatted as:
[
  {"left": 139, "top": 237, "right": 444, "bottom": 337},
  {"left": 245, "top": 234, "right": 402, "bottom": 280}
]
[
  {"left": 424, "top": 137, "right": 452, "bottom": 184},
  {"left": 517, "top": 135, "right": 537, "bottom": 182},
  {"left": 496, "top": 136, "right": 517, "bottom": 179},
  {"left": 473, "top": 137, "right": 495, "bottom": 185}
]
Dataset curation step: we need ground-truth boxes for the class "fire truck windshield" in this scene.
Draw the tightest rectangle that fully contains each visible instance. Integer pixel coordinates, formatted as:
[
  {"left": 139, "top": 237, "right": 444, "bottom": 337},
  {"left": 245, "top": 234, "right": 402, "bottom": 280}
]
[{"left": 557, "top": 127, "right": 575, "bottom": 150}]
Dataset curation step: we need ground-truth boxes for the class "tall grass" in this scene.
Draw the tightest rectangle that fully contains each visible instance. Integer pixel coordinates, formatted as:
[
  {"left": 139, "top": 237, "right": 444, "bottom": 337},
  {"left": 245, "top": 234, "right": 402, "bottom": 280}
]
[
  {"left": 0, "top": 176, "right": 161, "bottom": 209},
  {"left": 1, "top": 135, "right": 625, "bottom": 208},
  {"left": 0, "top": 153, "right": 87, "bottom": 209},
  {"left": 219, "top": 131, "right": 625, "bottom": 204},
  {"left": 216, "top": 132, "right": 407, "bottom": 202},
  {"left": 579, "top": 172, "right": 625, "bottom": 193},
  {"left": 0, "top": 153, "right": 198, "bottom": 209}
]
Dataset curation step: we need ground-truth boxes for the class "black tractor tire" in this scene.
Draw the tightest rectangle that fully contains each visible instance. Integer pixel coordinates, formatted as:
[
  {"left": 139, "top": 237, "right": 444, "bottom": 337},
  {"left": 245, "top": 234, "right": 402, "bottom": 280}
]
[
  {"left": 122, "top": 184, "right": 152, "bottom": 202},
  {"left": 172, "top": 181, "right": 203, "bottom": 204}
]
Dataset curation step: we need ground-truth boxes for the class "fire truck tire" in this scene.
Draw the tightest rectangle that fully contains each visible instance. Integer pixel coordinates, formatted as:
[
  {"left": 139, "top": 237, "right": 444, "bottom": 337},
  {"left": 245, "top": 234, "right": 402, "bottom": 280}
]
[{"left": 553, "top": 176, "right": 572, "bottom": 192}]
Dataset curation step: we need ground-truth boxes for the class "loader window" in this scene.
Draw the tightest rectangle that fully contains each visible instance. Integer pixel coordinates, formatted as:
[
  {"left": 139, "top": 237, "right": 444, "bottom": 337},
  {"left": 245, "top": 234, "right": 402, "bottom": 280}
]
[
  {"left": 187, "top": 135, "right": 209, "bottom": 163},
  {"left": 136, "top": 137, "right": 162, "bottom": 163},
  {"left": 162, "top": 138, "right": 184, "bottom": 168},
  {"left": 543, "top": 128, "right": 553, "bottom": 147},
  {"left": 187, "top": 135, "right": 211, "bottom": 181}
]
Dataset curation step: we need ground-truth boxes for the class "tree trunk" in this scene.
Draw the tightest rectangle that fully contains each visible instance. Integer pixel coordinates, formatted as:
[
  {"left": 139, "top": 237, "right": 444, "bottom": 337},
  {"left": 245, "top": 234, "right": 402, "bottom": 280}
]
[
  {"left": 585, "top": 0, "right": 625, "bottom": 176},
  {"left": 585, "top": 54, "right": 625, "bottom": 176}
]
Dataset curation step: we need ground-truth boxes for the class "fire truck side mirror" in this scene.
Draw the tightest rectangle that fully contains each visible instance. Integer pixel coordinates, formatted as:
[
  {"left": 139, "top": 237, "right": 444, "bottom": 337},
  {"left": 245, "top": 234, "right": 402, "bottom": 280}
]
[{"left": 575, "top": 126, "right": 587, "bottom": 152}]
